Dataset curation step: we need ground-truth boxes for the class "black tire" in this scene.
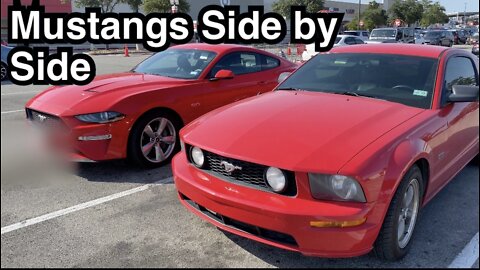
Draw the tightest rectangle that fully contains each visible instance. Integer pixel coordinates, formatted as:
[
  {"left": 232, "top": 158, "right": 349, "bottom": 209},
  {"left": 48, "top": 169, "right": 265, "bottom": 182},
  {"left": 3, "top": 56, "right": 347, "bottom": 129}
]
[
  {"left": 1, "top": 62, "right": 7, "bottom": 81},
  {"left": 127, "top": 110, "right": 182, "bottom": 168},
  {"left": 374, "top": 165, "right": 424, "bottom": 261}
]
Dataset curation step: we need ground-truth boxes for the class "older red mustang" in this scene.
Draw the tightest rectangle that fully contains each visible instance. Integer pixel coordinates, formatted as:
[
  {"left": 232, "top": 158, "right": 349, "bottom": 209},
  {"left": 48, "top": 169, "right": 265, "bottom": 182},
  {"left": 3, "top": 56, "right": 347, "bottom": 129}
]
[
  {"left": 173, "top": 44, "right": 479, "bottom": 260},
  {"left": 25, "top": 44, "right": 296, "bottom": 167}
]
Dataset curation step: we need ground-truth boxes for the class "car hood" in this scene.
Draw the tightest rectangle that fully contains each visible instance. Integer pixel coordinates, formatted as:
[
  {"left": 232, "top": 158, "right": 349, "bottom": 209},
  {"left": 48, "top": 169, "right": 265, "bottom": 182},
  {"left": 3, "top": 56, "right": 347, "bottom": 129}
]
[
  {"left": 25, "top": 72, "right": 191, "bottom": 115},
  {"left": 182, "top": 91, "right": 424, "bottom": 173}
]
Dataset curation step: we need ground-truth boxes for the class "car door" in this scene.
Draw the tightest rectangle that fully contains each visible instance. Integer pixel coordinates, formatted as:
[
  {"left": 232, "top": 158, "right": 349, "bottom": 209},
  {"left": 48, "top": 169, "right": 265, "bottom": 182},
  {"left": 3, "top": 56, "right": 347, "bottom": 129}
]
[
  {"left": 201, "top": 51, "right": 268, "bottom": 112},
  {"left": 429, "top": 55, "right": 479, "bottom": 192},
  {"left": 441, "top": 31, "right": 449, "bottom": 46}
]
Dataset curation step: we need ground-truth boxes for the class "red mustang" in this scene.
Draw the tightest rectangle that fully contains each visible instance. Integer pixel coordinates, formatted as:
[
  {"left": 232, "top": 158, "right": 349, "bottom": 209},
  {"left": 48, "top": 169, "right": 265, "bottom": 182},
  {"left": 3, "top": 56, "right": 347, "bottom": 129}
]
[
  {"left": 25, "top": 44, "right": 296, "bottom": 167},
  {"left": 173, "top": 44, "right": 479, "bottom": 260}
]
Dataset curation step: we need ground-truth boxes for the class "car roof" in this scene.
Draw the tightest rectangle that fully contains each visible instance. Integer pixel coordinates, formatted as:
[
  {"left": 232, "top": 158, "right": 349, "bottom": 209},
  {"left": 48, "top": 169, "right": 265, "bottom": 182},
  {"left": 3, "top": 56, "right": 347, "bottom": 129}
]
[
  {"left": 330, "top": 43, "right": 449, "bottom": 58},
  {"left": 170, "top": 43, "right": 255, "bottom": 53},
  {"left": 337, "top": 34, "right": 359, "bottom": 38}
]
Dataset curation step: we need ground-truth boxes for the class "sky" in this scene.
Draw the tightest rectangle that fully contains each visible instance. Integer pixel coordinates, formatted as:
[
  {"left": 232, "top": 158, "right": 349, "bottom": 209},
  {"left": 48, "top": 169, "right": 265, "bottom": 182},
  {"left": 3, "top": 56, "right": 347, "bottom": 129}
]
[{"left": 335, "top": 0, "right": 479, "bottom": 13}]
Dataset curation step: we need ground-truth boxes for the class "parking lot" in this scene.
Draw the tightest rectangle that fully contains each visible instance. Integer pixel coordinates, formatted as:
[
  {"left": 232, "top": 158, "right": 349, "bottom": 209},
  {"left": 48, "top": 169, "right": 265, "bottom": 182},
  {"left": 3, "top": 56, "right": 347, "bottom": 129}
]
[{"left": 1, "top": 48, "right": 479, "bottom": 268}]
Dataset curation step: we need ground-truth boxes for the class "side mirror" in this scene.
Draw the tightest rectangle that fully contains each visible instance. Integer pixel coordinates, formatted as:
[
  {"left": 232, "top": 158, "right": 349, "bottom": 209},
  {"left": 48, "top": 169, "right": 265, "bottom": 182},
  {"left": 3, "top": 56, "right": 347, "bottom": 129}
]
[
  {"left": 448, "top": 85, "right": 479, "bottom": 102},
  {"left": 210, "top": 69, "right": 234, "bottom": 81},
  {"left": 278, "top": 72, "right": 291, "bottom": 84}
]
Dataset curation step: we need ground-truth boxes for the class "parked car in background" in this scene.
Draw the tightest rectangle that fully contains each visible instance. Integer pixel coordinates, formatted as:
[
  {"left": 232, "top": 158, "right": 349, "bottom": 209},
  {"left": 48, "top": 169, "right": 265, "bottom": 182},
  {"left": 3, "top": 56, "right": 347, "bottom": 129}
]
[
  {"left": 473, "top": 43, "right": 479, "bottom": 56},
  {"left": 1, "top": 45, "right": 12, "bottom": 81},
  {"left": 25, "top": 44, "right": 297, "bottom": 167},
  {"left": 302, "top": 35, "right": 365, "bottom": 61},
  {"left": 343, "top": 30, "right": 370, "bottom": 41},
  {"left": 1, "top": 39, "right": 8, "bottom": 46},
  {"left": 366, "top": 27, "right": 415, "bottom": 44},
  {"left": 448, "top": 29, "right": 467, "bottom": 44},
  {"left": 173, "top": 44, "right": 479, "bottom": 261},
  {"left": 423, "top": 30, "right": 454, "bottom": 47},
  {"left": 468, "top": 33, "right": 479, "bottom": 45}
]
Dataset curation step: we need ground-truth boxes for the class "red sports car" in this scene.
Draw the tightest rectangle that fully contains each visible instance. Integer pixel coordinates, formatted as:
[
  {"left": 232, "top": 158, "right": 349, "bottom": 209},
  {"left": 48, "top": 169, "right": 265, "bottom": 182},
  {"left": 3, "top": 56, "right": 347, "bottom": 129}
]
[
  {"left": 173, "top": 44, "right": 479, "bottom": 260},
  {"left": 25, "top": 44, "right": 296, "bottom": 167}
]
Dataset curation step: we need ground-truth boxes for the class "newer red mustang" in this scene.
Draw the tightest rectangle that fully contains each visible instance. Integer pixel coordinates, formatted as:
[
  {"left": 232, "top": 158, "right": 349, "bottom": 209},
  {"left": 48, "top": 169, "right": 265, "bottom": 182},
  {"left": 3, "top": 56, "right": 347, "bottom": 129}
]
[
  {"left": 173, "top": 44, "right": 479, "bottom": 260},
  {"left": 24, "top": 44, "right": 296, "bottom": 167}
]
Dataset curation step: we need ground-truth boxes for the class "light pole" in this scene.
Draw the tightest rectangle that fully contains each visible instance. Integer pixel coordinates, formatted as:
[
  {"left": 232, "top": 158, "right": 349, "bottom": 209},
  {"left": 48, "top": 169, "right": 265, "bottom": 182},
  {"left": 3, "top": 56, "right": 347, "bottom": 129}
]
[
  {"left": 358, "top": 0, "right": 361, "bottom": 30},
  {"left": 464, "top": 2, "right": 467, "bottom": 25}
]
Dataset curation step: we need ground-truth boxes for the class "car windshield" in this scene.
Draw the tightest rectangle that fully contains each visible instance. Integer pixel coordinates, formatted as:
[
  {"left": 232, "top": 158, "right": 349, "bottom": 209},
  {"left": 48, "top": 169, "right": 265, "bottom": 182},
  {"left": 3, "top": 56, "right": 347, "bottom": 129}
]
[
  {"left": 370, "top": 29, "right": 396, "bottom": 38},
  {"left": 276, "top": 53, "right": 438, "bottom": 109},
  {"left": 133, "top": 49, "right": 217, "bottom": 79},
  {"left": 425, "top": 31, "right": 442, "bottom": 38}
]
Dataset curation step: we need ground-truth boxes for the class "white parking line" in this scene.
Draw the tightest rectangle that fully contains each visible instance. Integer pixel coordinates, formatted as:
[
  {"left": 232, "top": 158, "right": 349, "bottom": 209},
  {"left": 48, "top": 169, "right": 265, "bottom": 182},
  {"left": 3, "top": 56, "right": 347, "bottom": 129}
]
[
  {"left": 448, "top": 232, "right": 479, "bottom": 268},
  {"left": 1, "top": 177, "right": 172, "bottom": 235},
  {"left": 1, "top": 91, "right": 39, "bottom": 96},
  {"left": 1, "top": 109, "right": 24, "bottom": 115}
]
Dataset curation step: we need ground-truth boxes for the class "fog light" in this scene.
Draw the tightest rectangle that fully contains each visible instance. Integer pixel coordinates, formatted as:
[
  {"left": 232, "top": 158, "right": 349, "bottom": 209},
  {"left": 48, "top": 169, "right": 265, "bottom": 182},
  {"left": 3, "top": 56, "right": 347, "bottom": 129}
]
[
  {"left": 310, "top": 217, "right": 367, "bottom": 228},
  {"left": 78, "top": 134, "right": 112, "bottom": 141},
  {"left": 190, "top": 147, "right": 204, "bottom": 167},
  {"left": 265, "top": 167, "right": 287, "bottom": 193}
]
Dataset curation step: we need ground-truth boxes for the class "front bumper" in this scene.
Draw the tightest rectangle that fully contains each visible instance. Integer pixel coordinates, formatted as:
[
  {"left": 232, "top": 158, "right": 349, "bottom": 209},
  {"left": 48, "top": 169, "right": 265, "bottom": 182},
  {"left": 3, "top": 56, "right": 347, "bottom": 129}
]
[
  {"left": 25, "top": 108, "right": 131, "bottom": 161},
  {"left": 172, "top": 153, "right": 382, "bottom": 258}
]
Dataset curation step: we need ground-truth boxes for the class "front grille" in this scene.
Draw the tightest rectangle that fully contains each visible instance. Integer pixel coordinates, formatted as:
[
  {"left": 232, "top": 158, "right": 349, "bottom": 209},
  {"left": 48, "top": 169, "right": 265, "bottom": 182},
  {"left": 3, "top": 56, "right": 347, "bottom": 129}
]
[
  {"left": 26, "top": 109, "right": 60, "bottom": 125},
  {"left": 26, "top": 109, "right": 63, "bottom": 128},
  {"left": 188, "top": 146, "right": 296, "bottom": 196},
  {"left": 181, "top": 193, "right": 298, "bottom": 247}
]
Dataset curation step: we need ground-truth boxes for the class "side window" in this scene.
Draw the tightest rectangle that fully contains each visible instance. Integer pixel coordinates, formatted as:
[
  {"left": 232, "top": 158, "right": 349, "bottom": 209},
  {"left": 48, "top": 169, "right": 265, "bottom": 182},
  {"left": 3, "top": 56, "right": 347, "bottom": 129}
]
[
  {"left": 209, "top": 52, "right": 261, "bottom": 77},
  {"left": 444, "top": 57, "right": 478, "bottom": 93},
  {"left": 261, "top": 55, "right": 280, "bottom": 71},
  {"left": 345, "top": 37, "right": 356, "bottom": 45},
  {"left": 362, "top": 32, "right": 369, "bottom": 37},
  {"left": 355, "top": 38, "right": 364, "bottom": 44}
]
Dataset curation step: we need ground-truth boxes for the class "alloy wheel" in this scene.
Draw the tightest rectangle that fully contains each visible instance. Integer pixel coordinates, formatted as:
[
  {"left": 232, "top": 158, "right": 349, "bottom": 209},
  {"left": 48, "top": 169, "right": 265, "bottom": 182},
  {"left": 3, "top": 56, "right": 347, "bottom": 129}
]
[
  {"left": 397, "top": 178, "right": 420, "bottom": 249},
  {"left": 140, "top": 117, "right": 176, "bottom": 163},
  {"left": 0, "top": 63, "right": 6, "bottom": 81}
]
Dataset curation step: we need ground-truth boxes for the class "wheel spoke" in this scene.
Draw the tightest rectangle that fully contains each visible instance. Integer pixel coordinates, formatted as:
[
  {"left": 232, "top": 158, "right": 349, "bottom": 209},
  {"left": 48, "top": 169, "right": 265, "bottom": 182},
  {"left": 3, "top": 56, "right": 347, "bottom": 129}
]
[
  {"left": 142, "top": 141, "right": 155, "bottom": 155},
  {"left": 143, "top": 125, "right": 155, "bottom": 138},
  {"left": 160, "top": 136, "right": 175, "bottom": 144},
  {"left": 155, "top": 144, "right": 165, "bottom": 161},
  {"left": 157, "top": 118, "right": 167, "bottom": 134},
  {"left": 403, "top": 185, "right": 414, "bottom": 207},
  {"left": 398, "top": 216, "right": 406, "bottom": 241}
]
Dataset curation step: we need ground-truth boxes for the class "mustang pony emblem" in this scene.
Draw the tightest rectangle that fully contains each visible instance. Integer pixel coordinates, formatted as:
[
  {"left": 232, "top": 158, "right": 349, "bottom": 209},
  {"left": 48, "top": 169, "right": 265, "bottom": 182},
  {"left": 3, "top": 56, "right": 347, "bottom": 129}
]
[
  {"left": 37, "top": 114, "right": 47, "bottom": 122},
  {"left": 220, "top": 161, "right": 242, "bottom": 174}
]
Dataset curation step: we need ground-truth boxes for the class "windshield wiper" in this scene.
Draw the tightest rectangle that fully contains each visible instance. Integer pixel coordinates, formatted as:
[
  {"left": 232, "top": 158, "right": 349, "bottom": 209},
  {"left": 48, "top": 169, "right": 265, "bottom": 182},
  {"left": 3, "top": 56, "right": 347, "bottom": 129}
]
[
  {"left": 334, "top": 91, "right": 383, "bottom": 100},
  {"left": 277, "top": 87, "right": 304, "bottom": 91}
]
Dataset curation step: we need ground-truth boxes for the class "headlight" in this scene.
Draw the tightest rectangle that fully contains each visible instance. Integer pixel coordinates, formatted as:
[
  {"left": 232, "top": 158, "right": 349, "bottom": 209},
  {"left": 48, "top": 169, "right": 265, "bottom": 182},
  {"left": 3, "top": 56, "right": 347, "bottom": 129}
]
[
  {"left": 75, "top": 111, "right": 124, "bottom": 123},
  {"left": 308, "top": 173, "right": 366, "bottom": 202},
  {"left": 265, "top": 167, "right": 287, "bottom": 193},
  {"left": 190, "top": 147, "right": 204, "bottom": 167}
]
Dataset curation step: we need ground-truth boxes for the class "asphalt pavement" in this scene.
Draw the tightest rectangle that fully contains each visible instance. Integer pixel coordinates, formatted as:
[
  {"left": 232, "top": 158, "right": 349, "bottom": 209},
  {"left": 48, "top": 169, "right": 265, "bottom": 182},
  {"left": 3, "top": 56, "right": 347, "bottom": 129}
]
[{"left": 1, "top": 47, "right": 479, "bottom": 268}]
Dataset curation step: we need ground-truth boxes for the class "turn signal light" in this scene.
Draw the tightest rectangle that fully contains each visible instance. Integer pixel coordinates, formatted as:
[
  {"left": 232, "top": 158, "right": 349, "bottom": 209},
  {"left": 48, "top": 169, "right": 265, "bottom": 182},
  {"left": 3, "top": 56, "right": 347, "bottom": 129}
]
[{"left": 309, "top": 217, "right": 367, "bottom": 228}]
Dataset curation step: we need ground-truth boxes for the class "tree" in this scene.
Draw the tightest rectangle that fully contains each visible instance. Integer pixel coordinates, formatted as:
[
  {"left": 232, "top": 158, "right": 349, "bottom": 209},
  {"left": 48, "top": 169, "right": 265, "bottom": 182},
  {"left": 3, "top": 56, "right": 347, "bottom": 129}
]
[
  {"left": 362, "top": 1, "right": 387, "bottom": 30},
  {"left": 123, "top": 0, "right": 143, "bottom": 12},
  {"left": 346, "top": 20, "right": 359, "bottom": 31},
  {"left": 74, "top": 0, "right": 122, "bottom": 13},
  {"left": 388, "top": 0, "right": 423, "bottom": 26},
  {"left": 143, "top": 0, "right": 190, "bottom": 13},
  {"left": 420, "top": 0, "right": 448, "bottom": 27},
  {"left": 272, "top": 0, "right": 324, "bottom": 19}
]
